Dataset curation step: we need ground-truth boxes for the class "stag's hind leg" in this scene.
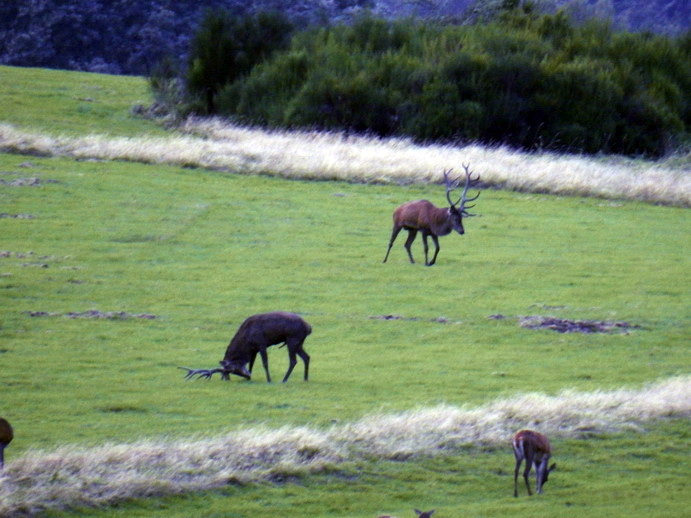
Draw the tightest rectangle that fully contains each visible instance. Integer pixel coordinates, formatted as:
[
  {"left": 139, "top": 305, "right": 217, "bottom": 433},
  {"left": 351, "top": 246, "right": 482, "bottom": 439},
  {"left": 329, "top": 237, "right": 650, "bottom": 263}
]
[
  {"left": 283, "top": 338, "right": 310, "bottom": 382},
  {"left": 383, "top": 225, "right": 403, "bottom": 263},
  {"left": 403, "top": 229, "right": 418, "bottom": 263}
]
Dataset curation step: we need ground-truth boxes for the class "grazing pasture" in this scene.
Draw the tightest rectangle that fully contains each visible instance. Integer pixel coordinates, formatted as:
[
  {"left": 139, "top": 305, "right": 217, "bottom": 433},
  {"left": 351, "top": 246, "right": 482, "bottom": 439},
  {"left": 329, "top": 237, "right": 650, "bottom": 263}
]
[{"left": 0, "top": 66, "right": 689, "bottom": 516}]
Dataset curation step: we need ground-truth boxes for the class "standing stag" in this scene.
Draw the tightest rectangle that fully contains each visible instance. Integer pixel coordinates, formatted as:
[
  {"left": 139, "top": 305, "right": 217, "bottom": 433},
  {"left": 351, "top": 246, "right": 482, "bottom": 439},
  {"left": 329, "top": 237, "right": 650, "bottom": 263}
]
[
  {"left": 181, "top": 312, "right": 311, "bottom": 383},
  {"left": 383, "top": 164, "right": 480, "bottom": 266},
  {"left": 0, "top": 417, "right": 13, "bottom": 470},
  {"left": 512, "top": 429, "right": 556, "bottom": 497}
]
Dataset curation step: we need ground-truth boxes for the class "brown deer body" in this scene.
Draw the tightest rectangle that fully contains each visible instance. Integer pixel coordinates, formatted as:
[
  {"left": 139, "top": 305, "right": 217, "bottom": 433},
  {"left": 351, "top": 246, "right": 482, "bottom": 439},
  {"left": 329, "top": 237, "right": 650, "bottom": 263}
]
[
  {"left": 0, "top": 417, "right": 13, "bottom": 470},
  {"left": 383, "top": 165, "right": 480, "bottom": 266},
  {"left": 181, "top": 312, "right": 311, "bottom": 383},
  {"left": 512, "top": 430, "right": 556, "bottom": 497}
]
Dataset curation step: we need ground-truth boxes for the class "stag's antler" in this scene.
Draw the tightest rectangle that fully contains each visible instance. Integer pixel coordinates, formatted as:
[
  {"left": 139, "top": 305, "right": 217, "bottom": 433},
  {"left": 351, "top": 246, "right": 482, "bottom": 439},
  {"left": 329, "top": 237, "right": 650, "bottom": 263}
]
[
  {"left": 458, "top": 163, "right": 480, "bottom": 216},
  {"left": 443, "top": 169, "right": 459, "bottom": 207},
  {"left": 179, "top": 366, "right": 229, "bottom": 380},
  {"left": 443, "top": 165, "right": 481, "bottom": 215}
]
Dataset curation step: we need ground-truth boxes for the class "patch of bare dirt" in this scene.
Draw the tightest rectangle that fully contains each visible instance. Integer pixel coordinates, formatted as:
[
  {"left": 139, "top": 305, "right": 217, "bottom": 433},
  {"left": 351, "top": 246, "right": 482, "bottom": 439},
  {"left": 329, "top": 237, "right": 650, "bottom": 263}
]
[
  {"left": 1, "top": 250, "right": 35, "bottom": 258},
  {"left": 25, "top": 310, "right": 158, "bottom": 320},
  {"left": 519, "top": 316, "right": 640, "bottom": 334},
  {"left": 0, "top": 213, "right": 34, "bottom": 218},
  {"left": 0, "top": 177, "right": 59, "bottom": 186},
  {"left": 370, "top": 314, "right": 454, "bottom": 324}
]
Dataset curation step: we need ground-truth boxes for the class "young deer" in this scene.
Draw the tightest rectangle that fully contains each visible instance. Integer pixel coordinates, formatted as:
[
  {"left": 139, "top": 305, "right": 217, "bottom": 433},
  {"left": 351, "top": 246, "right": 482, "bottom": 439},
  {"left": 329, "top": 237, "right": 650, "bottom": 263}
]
[
  {"left": 512, "top": 430, "right": 556, "bottom": 497},
  {"left": 383, "top": 165, "right": 480, "bottom": 266}
]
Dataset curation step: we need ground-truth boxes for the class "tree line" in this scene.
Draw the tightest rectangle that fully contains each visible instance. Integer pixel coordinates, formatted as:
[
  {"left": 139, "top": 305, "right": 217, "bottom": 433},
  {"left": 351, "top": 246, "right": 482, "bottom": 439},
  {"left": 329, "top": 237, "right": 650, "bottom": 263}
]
[{"left": 160, "top": 6, "right": 690, "bottom": 157}]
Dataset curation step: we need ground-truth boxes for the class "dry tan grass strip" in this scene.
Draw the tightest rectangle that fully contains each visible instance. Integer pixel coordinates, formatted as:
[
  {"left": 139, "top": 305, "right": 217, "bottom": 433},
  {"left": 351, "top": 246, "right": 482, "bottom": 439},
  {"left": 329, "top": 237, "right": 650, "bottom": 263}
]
[
  {"left": 0, "top": 376, "right": 688, "bottom": 515},
  {"left": 1, "top": 122, "right": 689, "bottom": 206}
]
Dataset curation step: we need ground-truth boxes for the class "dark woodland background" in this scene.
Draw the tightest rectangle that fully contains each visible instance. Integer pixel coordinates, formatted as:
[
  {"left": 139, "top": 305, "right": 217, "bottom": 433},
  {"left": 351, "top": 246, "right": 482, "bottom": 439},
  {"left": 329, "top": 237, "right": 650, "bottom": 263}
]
[{"left": 1, "top": 0, "right": 687, "bottom": 76}]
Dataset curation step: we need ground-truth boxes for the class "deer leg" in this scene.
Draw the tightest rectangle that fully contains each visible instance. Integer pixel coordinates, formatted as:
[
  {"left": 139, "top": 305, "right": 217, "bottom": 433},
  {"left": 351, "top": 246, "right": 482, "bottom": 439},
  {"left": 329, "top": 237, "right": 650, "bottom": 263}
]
[
  {"left": 383, "top": 225, "right": 402, "bottom": 263},
  {"left": 513, "top": 457, "right": 522, "bottom": 497},
  {"left": 404, "top": 229, "right": 418, "bottom": 264},
  {"left": 248, "top": 350, "right": 258, "bottom": 376},
  {"left": 298, "top": 347, "right": 310, "bottom": 381},
  {"left": 428, "top": 235, "right": 440, "bottom": 266},
  {"left": 283, "top": 340, "right": 310, "bottom": 382},
  {"left": 422, "top": 231, "right": 430, "bottom": 265},
  {"left": 258, "top": 347, "right": 272, "bottom": 383},
  {"left": 523, "top": 461, "right": 534, "bottom": 496},
  {"left": 535, "top": 458, "right": 547, "bottom": 494}
]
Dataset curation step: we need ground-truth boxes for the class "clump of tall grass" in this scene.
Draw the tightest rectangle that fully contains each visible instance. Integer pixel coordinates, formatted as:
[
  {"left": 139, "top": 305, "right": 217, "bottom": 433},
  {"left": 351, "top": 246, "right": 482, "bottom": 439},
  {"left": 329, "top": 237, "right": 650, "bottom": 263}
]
[
  {"left": 1, "top": 376, "right": 688, "bottom": 516},
  {"left": 0, "top": 121, "right": 689, "bottom": 206}
]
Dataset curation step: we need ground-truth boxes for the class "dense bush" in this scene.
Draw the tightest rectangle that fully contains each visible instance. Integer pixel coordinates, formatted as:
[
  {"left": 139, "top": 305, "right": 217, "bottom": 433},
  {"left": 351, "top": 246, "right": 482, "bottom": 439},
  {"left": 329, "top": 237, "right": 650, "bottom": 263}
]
[
  {"left": 186, "top": 10, "right": 293, "bottom": 113},
  {"left": 202, "top": 9, "right": 690, "bottom": 157}
]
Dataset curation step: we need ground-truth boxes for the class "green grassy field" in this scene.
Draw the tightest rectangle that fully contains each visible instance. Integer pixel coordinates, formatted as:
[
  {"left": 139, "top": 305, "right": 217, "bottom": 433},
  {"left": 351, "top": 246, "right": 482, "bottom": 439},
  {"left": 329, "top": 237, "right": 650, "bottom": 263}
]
[{"left": 0, "top": 66, "right": 689, "bottom": 517}]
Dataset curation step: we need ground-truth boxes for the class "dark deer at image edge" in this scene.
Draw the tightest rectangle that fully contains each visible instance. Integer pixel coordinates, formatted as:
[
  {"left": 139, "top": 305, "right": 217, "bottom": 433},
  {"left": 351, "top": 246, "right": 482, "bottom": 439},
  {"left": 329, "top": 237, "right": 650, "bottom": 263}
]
[
  {"left": 383, "top": 164, "right": 480, "bottom": 266},
  {"left": 180, "top": 312, "right": 311, "bottom": 383},
  {"left": 0, "top": 417, "right": 13, "bottom": 470}
]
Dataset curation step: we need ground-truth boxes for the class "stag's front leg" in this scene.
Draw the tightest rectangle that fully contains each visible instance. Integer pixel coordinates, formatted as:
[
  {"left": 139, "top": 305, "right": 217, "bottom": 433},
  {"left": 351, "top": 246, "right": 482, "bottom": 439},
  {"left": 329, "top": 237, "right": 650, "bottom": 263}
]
[
  {"left": 428, "top": 235, "right": 440, "bottom": 266},
  {"left": 421, "top": 231, "right": 430, "bottom": 265},
  {"left": 248, "top": 350, "right": 258, "bottom": 378},
  {"left": 404, "top": 229, "right": 417, "bottom": 263},
  {"left": 258, "top": 347, "right": 272, "bottom": 383}
]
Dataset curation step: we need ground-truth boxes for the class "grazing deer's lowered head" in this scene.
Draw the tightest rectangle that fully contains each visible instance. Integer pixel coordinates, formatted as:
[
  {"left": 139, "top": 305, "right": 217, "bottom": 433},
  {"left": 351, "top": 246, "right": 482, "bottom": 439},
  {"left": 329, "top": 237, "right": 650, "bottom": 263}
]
[
  {"left": 512, "top": 429, "right": 556, "bottom": 497},
  {"left": 383, "top": 164, "right": 480, "bottom": 266},
  {"left": 181, "top": 312, "right": 312, "bottom": 383},
  {"left": 0, "top": 417, "right": 13, "bottom": 470}
]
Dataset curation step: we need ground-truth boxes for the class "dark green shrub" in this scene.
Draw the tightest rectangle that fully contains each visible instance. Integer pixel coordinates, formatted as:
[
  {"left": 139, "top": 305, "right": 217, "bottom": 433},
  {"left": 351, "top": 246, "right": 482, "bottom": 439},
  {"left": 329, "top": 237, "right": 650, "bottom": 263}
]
[
  {"left": 176, "top": 8, "right": 690, "bottom": 156},
  {"left": 186, "top": 9, "right": 292, "bottom": 114}
]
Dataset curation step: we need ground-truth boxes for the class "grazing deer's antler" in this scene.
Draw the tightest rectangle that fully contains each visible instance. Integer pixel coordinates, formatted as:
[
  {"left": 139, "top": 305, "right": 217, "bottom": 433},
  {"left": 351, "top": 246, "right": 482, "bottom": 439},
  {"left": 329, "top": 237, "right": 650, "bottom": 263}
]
[{"left": 179, "top": 366, "right": 229, "bottom": 380}]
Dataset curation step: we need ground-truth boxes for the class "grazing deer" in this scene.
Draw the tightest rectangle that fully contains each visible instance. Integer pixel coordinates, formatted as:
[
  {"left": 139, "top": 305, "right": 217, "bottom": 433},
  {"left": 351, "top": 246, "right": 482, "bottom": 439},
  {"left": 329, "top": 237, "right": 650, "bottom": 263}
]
[
  {"left": 383, "top": 164, "right": 480, "bottom": 266},
  {"left": 181, "top": 312, "right": 311, "bottom": 383},
  {"left": 512, "top": 430, "right": 556, "bottom": 497},
  {"left": 0, "top": 417, "right": 13, "bottom": 470}
]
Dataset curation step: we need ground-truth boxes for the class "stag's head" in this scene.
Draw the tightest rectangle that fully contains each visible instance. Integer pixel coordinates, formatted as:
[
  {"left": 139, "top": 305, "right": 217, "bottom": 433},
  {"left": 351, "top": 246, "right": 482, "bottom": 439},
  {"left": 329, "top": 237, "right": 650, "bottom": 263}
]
[
  {"left": 444, "top": 163, "right": 480, "bottom": 234},
  {"left": 220, "top": 359, "right": 251, "bottom": 380}
]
